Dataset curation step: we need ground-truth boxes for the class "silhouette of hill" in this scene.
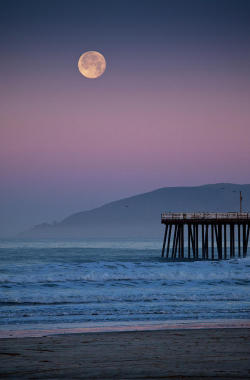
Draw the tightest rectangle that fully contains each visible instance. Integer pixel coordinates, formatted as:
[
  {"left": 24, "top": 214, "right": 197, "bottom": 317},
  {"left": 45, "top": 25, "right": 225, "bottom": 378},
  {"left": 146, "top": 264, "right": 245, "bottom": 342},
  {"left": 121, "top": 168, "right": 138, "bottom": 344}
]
[{"left": 22, "top": 183, "right": 250, "bottom": 239}]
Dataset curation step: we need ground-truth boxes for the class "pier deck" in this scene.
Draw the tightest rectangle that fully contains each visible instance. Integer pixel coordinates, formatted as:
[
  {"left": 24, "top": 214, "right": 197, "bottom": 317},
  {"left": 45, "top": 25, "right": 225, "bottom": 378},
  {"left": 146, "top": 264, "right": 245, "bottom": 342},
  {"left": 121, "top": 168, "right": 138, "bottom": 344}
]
[{"left": 161, "top": 212, "right": 250, "bottom": 260}]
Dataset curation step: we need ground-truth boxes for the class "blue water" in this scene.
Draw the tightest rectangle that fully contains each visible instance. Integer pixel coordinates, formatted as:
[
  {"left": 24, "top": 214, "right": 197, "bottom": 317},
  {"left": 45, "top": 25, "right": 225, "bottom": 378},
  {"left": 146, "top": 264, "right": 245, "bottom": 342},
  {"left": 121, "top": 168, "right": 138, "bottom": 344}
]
[{"left": 0, "top": 239, "right": 249, "bottom": 330}]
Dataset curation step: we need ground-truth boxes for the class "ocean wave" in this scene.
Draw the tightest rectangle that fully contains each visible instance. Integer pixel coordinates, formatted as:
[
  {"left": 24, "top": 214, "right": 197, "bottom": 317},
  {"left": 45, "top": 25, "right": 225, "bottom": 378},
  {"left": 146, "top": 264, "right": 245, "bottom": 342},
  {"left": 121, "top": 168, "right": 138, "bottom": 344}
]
[
  {"left": 1, "top": 291, "right": 249, "bottom": 306},
  {"left": 1, "top": 244, "right": 249, "bottom": 326},
  {"left": 0, "top": 240, "right": 162, "bottom": 250},
  {"left": 0, "top": 259, "right": 250, "bottom": 285}
]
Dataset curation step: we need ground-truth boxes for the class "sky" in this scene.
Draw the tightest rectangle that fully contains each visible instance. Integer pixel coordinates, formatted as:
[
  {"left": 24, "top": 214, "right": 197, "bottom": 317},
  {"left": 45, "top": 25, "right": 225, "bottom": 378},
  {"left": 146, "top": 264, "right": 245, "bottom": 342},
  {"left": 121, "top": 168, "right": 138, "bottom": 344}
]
[{"left": 1, "top": 0, "right": 250, "bottom": 236}]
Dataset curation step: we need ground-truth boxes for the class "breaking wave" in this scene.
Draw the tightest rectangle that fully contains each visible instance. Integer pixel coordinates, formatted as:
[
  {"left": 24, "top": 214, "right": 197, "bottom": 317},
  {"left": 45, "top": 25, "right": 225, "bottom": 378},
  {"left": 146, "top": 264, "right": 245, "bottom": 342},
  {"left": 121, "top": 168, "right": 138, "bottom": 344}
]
[
  {"left": 0, "top": 242, "right": 249, "bottom": 326},
  {"left": 1, "top": 259, "right": 250, "bottom": 285}
]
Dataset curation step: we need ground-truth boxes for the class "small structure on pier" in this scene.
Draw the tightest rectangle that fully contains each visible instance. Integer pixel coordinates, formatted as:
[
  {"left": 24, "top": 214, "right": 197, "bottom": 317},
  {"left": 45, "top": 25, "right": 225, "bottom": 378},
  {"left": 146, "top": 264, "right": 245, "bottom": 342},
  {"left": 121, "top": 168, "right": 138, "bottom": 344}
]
[{"left": 161, "top": 212, "right": 250, "bottom": 260}]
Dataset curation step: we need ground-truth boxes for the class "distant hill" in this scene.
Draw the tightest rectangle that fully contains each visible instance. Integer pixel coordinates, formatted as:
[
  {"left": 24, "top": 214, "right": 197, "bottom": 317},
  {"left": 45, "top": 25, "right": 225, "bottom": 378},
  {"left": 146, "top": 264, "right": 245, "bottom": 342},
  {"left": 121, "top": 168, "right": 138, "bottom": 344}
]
[{"left": 21, "top": 183, "right": 250, "bottom": 239}]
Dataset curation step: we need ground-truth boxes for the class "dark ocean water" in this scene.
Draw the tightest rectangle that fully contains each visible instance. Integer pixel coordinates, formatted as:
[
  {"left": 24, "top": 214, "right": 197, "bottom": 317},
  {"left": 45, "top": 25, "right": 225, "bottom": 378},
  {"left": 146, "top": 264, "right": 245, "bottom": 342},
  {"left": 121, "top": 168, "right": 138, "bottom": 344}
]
[{"left": 0, "top": 240, "right": 249, "bottom": 331}]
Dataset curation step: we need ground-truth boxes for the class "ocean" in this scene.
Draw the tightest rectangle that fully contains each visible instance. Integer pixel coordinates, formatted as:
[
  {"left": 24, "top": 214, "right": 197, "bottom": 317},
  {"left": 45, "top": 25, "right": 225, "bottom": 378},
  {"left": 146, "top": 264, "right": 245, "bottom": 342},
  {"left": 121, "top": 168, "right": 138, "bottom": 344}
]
[{"left": 0, "top": 239, "right": 249, "bottom": 332}]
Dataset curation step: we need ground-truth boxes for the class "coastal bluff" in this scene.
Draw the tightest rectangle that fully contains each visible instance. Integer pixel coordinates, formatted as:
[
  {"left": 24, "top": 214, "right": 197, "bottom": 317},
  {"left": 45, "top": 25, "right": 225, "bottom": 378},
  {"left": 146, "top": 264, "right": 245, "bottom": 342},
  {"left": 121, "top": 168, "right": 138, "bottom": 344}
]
[{"left": 21, "top": 183, "right": 250, "bottom": 239}]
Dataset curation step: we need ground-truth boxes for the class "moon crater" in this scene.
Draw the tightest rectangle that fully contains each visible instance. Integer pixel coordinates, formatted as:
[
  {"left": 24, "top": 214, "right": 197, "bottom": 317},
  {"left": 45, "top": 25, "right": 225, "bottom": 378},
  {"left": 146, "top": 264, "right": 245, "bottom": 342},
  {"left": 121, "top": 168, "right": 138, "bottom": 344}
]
[{"left": 78, "top": 51, "right": 106, "bottom": 79}]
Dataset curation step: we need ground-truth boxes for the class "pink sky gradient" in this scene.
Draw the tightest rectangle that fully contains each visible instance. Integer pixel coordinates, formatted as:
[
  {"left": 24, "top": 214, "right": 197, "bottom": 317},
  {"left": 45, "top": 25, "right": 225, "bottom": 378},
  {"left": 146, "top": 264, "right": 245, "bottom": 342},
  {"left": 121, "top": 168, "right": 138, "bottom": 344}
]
[
  {"left": 1, "top": 71, "right": 250, "bottom": 188},
  {"left": 1, "top": 0, "right": 250, "bottom": 235}
]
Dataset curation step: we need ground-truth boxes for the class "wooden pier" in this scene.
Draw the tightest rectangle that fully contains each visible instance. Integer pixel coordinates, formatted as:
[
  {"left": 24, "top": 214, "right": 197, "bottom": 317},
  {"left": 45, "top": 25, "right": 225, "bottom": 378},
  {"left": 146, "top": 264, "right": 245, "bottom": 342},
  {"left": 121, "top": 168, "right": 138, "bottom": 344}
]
[{"left": 161, "top": 213, "right": 250, "bottom": 260}]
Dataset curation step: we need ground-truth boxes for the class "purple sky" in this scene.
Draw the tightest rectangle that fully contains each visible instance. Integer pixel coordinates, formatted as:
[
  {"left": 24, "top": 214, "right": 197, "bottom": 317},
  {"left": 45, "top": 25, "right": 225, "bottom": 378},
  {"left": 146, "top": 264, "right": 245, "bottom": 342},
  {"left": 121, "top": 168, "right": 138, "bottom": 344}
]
[{"left": 1, "top": 0, "right": 250, "bottom": 236}]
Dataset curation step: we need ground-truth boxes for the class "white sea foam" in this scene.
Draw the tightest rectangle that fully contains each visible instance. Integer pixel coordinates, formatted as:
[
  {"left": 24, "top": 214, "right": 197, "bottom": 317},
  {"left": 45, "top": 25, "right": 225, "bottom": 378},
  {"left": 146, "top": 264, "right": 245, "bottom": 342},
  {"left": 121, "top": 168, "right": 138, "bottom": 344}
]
[
  {"left": 0, "top": 259, "right": 250, "bottom": 284},
  {"left": 0, "top": 239, "right": 162, "bottom": 250},
  {"left": 0, "top": 241, "right": 249, "bottom": 327}
]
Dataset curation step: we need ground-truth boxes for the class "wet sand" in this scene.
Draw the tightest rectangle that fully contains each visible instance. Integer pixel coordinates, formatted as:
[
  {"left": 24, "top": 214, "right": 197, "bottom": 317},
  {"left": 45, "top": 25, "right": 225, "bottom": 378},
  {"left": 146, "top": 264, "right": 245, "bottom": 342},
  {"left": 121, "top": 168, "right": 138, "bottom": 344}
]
[{"left": 0, "top": 328, "right": 249, "bottom": 379}]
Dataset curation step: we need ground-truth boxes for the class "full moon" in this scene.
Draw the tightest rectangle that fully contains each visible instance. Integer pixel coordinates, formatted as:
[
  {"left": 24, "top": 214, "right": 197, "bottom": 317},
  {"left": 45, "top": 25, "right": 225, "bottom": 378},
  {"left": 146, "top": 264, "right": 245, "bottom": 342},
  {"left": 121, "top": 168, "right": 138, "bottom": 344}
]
[{"left": 78, "top": 51, "right": 106, "bottom": 79}]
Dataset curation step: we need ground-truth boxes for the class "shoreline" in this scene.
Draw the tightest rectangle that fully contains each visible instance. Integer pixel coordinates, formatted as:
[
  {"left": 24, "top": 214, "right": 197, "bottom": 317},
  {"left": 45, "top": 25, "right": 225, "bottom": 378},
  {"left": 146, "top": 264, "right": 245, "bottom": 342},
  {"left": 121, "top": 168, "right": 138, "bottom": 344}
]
[
  {"left": 1, "top": 327, "right": 249, "bottom": 379},
  {"left": 1, "top": 318, "right": 250, "bottom": 338}
]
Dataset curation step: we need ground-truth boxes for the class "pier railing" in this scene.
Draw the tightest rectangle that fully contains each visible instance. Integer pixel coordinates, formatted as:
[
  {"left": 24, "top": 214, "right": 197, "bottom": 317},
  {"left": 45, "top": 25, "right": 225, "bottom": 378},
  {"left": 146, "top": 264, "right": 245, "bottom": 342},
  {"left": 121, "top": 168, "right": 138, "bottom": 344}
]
[{"left": 161, "top": 212, "right": 250, "bottom": 221}]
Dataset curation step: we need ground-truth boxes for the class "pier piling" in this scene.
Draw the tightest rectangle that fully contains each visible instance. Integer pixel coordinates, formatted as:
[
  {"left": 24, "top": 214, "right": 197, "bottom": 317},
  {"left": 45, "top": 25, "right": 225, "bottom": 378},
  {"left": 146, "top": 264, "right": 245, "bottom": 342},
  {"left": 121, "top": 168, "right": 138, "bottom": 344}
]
[{"left": 161, "top": 213, "right": 250, "bottom": 260}]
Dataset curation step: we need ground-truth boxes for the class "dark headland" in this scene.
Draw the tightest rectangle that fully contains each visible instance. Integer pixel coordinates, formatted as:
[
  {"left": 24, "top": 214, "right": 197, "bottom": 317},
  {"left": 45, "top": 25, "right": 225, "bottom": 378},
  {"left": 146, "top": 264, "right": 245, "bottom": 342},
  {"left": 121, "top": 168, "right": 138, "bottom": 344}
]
[{"left": 21, "top": 183, "right": 250, "bottom": 239}]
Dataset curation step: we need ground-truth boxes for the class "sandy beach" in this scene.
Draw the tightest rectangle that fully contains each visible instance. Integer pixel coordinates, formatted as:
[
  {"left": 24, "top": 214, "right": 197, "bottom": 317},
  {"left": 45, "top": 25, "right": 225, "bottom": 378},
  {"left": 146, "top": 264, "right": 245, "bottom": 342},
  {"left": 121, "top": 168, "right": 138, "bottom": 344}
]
[{"left": 0, "top": 327, "right": 249, "bottom": 379}]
